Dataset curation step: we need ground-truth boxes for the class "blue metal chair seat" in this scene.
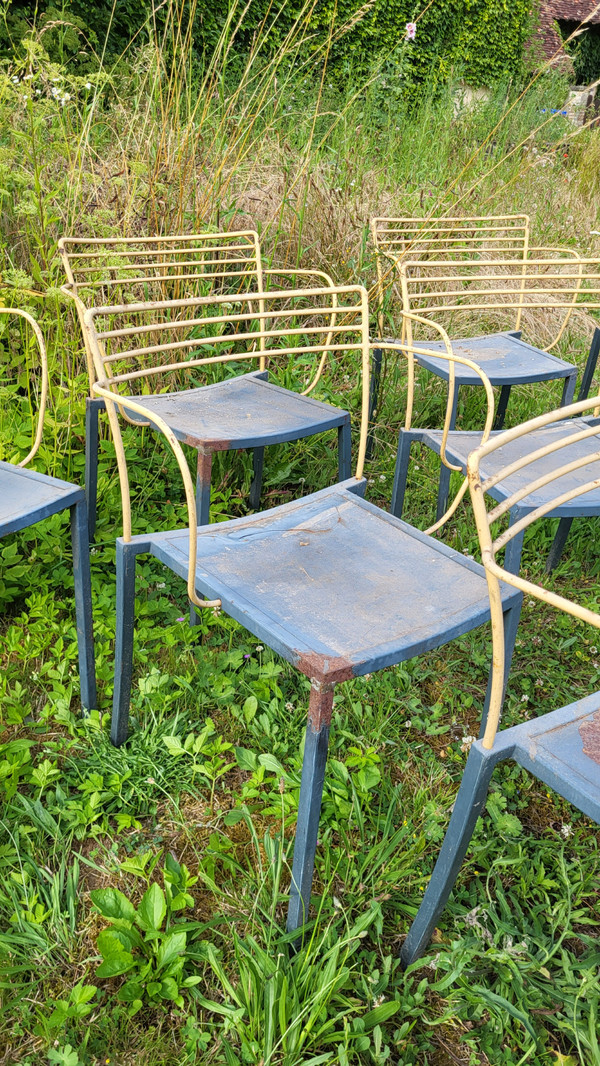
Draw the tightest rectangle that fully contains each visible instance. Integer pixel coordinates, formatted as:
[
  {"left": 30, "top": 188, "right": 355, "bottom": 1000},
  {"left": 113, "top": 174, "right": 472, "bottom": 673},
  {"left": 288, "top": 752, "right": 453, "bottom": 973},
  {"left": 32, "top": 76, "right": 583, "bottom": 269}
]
[
  {"left": 127, "top": 370, "right": 350, "bottom": 526},
  {"left": 400, "top": 398, "right": 600, "bottom": 967},
  {"left": 1, "top": 463, "right": 85, "bottom": 534},
  {"left": 412, "top": 331, "right": 577, "bottom": 395},
  {"left": 132, "top": 372, "right": 349, "bottom": 452},
  {"left": 0, "top": 310, "right": 96, "bottom": 713}
]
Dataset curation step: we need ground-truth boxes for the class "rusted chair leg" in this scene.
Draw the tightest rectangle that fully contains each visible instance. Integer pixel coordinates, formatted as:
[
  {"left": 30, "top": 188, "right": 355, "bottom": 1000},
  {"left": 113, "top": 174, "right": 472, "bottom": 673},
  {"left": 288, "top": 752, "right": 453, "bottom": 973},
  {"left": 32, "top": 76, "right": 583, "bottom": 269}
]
[
  {"left": 287, "top": 680, "right": 335, "bottom": 935},
  {"left": 249, "top": 447, "right": 265, "bottom": 511},
  {"left": 70, "top": 497, "right": 97, "bottom": 712},
  {"left": 190, "top": 450, "right": 213, "bottom": 627}
]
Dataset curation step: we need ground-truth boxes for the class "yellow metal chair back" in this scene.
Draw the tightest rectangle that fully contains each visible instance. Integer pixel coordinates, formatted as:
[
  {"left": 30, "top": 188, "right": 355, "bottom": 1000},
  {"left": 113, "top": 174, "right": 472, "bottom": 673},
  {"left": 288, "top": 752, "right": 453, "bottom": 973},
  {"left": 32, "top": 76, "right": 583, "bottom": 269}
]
[
  {"left": 467, "top": 394, "right": 600, "bottom": 751},
  {"left": 398, "top": 253, "right": 599, "bottom": 353},
  {"left": 371, "top": 214, "right": 531, "bottom": 335},
  {"left": 59, "top": 231, "right": 265, "bottom": 392},
  {"left": 59, "top": 231, "right": 337, "bottom": 394}
]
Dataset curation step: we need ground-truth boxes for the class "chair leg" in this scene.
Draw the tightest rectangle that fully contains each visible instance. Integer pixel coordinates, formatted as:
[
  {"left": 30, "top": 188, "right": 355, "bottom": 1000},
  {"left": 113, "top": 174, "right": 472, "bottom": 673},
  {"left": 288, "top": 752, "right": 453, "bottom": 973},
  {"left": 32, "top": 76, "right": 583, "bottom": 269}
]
[
  {"left": 287, "top": 680, "right": 335, "bottom": 935},
  {"left": 493, "top": 385, "right": 512, "bottom": 431},
  {"left": 249, "top": 447, "right": 265, "bottom": 511},
  {"left": 400, "top": 745, "right": 499, "bottom": 968},
  {"left": 190, "top": 450, "right": 213, "bottom": 627},
  {"left": 560, "top": 371, "right": 577, "bottom": 407},
  {"left": 390, "top": 430, "right": 418, "bottom": 519},
  {"left": 70, "top": 498, "right": 97, "bottom": 712},
  {"left": 366, "top": 346, "right": 383, "bottom": 460},
  {"left": 85, "top": 397, "right": 104, "bottom": 542},
  {"left": 546, "top": 517, "right": 574, "bottom": 573},
  {"left": 436, "top": 382, "right": 459, "bottom": 522},
  {"left": 337, "top": 420, "right": 352, "bottom": 481},
  {"left": 111, "top": 540, "right": 140, "bottom": 746}
]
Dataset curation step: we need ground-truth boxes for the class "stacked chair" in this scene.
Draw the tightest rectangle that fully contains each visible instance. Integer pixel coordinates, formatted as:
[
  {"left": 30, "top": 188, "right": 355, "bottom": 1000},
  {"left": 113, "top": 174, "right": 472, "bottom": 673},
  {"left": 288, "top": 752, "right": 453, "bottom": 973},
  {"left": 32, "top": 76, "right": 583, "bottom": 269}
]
[
  {"left": 370, "top": 214, "right": 582, "bottom": 447},
  {"left": 372, "top": 215, "right": 600, "bottom": 553},
  {"left": 0, "top": 308, "right": 96, "bottom": 711}
]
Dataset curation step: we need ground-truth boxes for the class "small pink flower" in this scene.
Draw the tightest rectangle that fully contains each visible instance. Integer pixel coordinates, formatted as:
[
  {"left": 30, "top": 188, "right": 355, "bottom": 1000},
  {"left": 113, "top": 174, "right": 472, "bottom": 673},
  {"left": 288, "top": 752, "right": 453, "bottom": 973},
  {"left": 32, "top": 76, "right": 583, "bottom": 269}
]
[{"left": 405, "top": 21, "right": 417, "bottom": 40}]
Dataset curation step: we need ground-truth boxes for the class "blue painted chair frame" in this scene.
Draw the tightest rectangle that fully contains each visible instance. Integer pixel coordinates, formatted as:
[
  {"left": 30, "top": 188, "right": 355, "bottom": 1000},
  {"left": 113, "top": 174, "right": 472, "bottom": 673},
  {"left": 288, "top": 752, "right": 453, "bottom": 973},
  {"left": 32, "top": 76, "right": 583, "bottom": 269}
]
[
  {"left": 88, "top": 285, "right": 522, "bottom": 934},
  {"left": 401, "top": 395, "right": 600, "bottom": 966},
  {"left": 0, "top": 308, "right": 96, "bottom": 711}
]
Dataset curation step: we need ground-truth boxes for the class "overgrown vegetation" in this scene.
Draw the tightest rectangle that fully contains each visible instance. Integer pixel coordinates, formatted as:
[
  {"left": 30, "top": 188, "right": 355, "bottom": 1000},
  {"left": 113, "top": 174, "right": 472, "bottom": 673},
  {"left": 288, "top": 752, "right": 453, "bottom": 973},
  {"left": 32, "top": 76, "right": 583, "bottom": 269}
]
[
  {"left": 1, "top": 2, "right": 600, "bottom": 1064},
  {"left": 0, "top": 0, "right": 533, "bottom": 94}
]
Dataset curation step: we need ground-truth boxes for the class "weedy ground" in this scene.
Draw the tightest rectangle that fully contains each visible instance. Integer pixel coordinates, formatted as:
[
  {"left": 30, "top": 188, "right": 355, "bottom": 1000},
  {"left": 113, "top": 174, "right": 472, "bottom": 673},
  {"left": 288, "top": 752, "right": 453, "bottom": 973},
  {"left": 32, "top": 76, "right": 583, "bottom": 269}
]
[{"left": 1, "top": 5, "right": 600, "bottom": 1065}]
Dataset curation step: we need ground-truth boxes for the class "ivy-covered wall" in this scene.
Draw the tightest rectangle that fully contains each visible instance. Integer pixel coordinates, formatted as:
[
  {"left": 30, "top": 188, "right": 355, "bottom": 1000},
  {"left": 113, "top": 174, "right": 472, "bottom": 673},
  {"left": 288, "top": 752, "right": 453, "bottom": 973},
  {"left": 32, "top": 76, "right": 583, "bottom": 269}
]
[{"left": 1, "top": 0, "right": 534, "bottom": 92}]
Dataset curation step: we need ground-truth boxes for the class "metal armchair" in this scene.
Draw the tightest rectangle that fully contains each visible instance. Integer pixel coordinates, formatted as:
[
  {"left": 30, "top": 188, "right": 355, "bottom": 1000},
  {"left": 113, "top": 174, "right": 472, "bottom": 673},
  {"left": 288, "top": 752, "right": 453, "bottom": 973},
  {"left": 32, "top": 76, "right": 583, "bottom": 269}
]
[
  {"left": 59, "top": 231, "right": 339, "bottom": 538},
  {"left": 401, "top": 395, "right": 600, "bottom": 966},
  {"left": 0, "top": 308, "right": 96, "bottom": 711},
  {"left": 86, "top": 285, "right": 522, "bottom": 933}
]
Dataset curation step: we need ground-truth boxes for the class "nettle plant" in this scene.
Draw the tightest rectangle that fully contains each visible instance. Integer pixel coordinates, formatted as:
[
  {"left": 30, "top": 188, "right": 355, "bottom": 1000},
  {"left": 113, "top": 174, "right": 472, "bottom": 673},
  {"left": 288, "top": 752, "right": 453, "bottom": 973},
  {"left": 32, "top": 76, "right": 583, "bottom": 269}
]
[{"left": 91, "top": 854, "right": 201, "bottom": 1015}]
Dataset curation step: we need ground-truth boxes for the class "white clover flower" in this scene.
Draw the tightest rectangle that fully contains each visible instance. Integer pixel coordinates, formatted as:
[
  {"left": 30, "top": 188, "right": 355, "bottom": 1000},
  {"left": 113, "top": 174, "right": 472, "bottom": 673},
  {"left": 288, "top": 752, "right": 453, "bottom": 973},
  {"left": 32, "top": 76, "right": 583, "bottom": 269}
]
[
  {"left": 85, "top": 82, "right": 92, "bottom": 89},
  {"left": 521, "top": 694, "right": 529, "bottom": 703},
  {"left": 12, "top": 76, "right": 19, "bottom": 83},
  {"left": 560, "top": 824, "right": 572, "bottom": 838},
  {"left": 461, "top": 735, "right": 476, "bottom": 752},
  {"left": 255, "top": 644, "right": 264, "bottom": 652}
]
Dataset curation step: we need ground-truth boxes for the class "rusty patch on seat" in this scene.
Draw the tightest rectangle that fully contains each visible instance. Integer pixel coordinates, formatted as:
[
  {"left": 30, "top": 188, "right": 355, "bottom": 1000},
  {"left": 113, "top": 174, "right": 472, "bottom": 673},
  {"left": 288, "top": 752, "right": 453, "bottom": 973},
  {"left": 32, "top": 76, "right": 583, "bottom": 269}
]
[{"left": 579, "top": 708, "right": 600, "bottom": 765}]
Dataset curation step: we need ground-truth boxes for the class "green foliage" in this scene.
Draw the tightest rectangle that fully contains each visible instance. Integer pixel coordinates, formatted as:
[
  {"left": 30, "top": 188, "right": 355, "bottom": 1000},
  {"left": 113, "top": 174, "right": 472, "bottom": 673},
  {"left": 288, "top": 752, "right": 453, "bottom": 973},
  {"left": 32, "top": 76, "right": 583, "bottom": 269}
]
[
  {"left": 1, "top": 0, "right": 532, "bottom": 96},
  {"left": 562, "top": 23, "right": 600, "bottom": 85},
  {"left": 91, "top": 856, "right": 202, "bottom": 1016}
]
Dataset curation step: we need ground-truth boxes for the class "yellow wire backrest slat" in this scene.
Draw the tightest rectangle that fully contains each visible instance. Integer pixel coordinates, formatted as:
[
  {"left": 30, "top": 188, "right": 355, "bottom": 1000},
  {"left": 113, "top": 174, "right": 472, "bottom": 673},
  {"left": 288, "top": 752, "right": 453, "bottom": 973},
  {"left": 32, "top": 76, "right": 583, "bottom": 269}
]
[
  {"left": 0, "top": 308, "right": 49, "bottom": 468},
  {"left": 467, "top": 395, "right": 600, "bottom": 752},
  {"left": 399, "top": 254, "right": 595, "bottom": 349},
  {"left": 88, "top": 285, "right": 371, "bottom": 607}
]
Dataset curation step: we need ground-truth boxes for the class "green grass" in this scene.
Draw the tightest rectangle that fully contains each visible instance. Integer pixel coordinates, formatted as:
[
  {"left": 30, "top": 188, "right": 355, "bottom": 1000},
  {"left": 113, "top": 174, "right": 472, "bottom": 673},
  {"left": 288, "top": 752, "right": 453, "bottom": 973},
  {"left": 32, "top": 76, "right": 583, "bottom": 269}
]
[{"left": 1, "top": 4, "right": 600, "bottom": 1063}]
